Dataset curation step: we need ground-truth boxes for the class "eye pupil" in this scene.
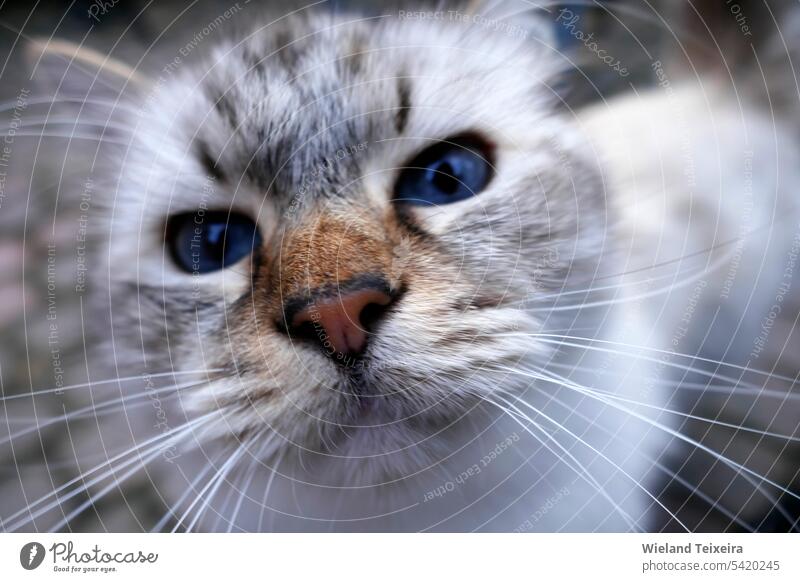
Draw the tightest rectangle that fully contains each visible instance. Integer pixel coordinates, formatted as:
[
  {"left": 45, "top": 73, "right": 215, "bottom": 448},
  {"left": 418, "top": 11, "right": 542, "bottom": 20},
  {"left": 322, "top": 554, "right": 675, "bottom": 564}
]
[
  {"left": 168, "top": 211, "right": 261, "bottom": 274},
  {"left": 203, "top": 223, "right": 227, "bottom": 263},
  {"left": 394, "top": 135, "right": 493, "bottom": 206},
  {"left": 430, "top": 160, "right": 460, "bottom": 195}
]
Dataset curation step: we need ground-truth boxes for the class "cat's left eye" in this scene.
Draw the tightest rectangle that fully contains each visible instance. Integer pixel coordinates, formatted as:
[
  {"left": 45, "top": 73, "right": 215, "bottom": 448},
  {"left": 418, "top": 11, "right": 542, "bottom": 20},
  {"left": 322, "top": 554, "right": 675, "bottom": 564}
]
[
  {"left": 393, "top": 135, "right": 493, "bottom": 206},
  {"left": 167, "top": 211, "right": 262, "bottom": 274}
]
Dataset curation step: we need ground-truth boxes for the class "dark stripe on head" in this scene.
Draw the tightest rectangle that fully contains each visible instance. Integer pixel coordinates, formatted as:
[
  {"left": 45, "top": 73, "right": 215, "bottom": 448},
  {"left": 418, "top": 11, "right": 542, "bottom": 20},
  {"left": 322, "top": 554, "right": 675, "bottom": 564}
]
[
  {"left": 212, "top": 90, "right": 239, "bottom": 130},
  {"left": 395, "top": 76, "right": 411, "bottom": 134},
  {"left": 342, "top": 32, "right": 367, "bottom": 77},
  {"left": 274, "top": 29, "right": 305, "bottom": 76},
  {"left": 197, "top": 141, "right": 226, "bottom": 182}
]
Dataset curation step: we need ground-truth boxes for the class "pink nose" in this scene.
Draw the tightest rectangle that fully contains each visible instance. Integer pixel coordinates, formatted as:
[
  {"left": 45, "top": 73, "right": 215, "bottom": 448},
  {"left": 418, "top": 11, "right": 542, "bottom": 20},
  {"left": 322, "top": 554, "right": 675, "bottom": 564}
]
[{"left": 289, "top": 288, "right": 393, "bottom": 355}]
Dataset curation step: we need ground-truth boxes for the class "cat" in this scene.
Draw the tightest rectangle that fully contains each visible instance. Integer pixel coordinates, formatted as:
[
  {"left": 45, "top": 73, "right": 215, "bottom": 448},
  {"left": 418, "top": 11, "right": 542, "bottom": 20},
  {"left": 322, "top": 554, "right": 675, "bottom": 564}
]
[{"left": 2, "top": 0, "right": 799, "bottom": 532}]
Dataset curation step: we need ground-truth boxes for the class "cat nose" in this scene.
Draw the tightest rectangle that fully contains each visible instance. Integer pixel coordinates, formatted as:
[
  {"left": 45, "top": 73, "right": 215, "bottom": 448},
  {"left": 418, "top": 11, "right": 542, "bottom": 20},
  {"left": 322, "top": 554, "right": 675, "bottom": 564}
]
[{"left": 286, "top": 285, "right": 394, "bottom": 356}]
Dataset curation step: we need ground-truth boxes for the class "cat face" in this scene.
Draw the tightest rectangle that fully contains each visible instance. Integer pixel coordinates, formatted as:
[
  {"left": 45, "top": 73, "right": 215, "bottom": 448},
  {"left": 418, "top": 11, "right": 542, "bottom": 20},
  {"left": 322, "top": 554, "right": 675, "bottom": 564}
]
[{"left": 105, "top": 13, "right": 606, "bottom": 463}]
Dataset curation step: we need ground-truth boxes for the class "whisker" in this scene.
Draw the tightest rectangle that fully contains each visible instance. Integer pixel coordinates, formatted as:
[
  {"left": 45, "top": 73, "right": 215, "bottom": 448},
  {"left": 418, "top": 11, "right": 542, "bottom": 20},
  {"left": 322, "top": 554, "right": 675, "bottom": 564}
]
[
  {"left": 508, "top": 333, "right": 800, "bottom": 387},
  {"left": 493, "top": 391, "right": 689, "bottom": 531},
  {"left": 515, "top": 365, "right": 800, "bottom": 506},
  {"left": 532, "top": 380, "right": 800, "bottom": 443},
  {"left": 150, "top": 454, "right": 223, "bottom": 533},
  {"left": 176, "top": 439, "right": 249, "bottom": 533},
  {"left": 228, "top": 430, "right": 277, "bottom": 532},
  {"left": 1, "top": 377, "right": 221, "bottom": 448},
  {"left": 528, "top": 262, "right": 706, "bottom": 304},
  {"left": 1, "top": 368, "right": 225, "bottom": 402},
  {"left": 532, "top": 366, "right": 799, "bottom": 530},
  {"left": 2, "top": 411, "right": 220, "bottom": 531},
  {"left": 420, "top": 382, "right": 614, "bottom": 532},
  {"left": 513, "top": 381, "right": 757, "bottom": 531},
  {"left": 51, "top": 439, "right": 169, "bottom": 532},
  {"left": 4, "top": 390, "right": 180, "bottom": 428},
  {"left": 545, "top": 360, "right": 800, "bottom": 401},
  {"left": 471, "top": 389, "right": 643, "bottom": 531},
  {"left": 257, "top": 446, "right": 285, "bottom": 532}
]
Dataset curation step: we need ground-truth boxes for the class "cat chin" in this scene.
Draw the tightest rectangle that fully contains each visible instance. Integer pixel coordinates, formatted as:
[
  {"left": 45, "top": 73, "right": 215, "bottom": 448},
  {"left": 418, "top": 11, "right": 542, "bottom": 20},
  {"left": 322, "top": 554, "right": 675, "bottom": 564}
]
[
  {"left": 183, "top": 386, "right": 503, "bottom": 484},
  {"left": 273, "top": 411, "right": 498, "bottom": 489}
]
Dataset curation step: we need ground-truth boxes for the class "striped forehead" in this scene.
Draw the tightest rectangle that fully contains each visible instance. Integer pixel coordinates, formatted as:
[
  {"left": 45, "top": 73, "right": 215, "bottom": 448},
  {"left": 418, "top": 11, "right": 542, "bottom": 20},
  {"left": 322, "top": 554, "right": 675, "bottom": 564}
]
[{"left": 189, "top": 21, "right": 412, "bottom": 210}]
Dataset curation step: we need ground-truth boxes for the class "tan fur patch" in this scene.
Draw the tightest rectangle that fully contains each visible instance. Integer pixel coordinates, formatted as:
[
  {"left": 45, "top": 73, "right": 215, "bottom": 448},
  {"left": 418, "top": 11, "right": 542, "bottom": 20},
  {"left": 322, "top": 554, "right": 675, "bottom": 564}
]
[{"left": 273, "top": 212, "right": 399, "bottom": 306}]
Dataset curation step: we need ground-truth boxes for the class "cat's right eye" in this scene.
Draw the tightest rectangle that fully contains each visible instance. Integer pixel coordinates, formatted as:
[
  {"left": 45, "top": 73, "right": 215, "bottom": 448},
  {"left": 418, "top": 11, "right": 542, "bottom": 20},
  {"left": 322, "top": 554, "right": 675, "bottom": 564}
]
[
  {"left": 167, "top": 211, "right": 262, "bottom": 274},
  {"left": 393, "top": 135, "right": 494, "bottom": 206}
]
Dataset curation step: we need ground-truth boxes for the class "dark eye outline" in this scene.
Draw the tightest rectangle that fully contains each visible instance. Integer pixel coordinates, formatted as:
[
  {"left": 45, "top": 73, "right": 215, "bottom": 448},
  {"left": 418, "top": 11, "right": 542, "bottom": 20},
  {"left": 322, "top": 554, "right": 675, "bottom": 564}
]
[
  {"left": 166, "top": 210, "right": 263, "bottom": 274},
  {"left": 392, "top": 134, "right": 495, "bottom": 206}
]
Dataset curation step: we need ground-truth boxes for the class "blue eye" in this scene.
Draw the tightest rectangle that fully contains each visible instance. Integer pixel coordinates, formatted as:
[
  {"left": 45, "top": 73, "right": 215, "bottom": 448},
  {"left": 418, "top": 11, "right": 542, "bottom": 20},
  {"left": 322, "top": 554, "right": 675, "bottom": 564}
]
[
  {"left": 168, "top": 211, "right": 262, "bottom": 273},
  {"left": 393, "top": 136, "right": 493, "bottom": 205}
]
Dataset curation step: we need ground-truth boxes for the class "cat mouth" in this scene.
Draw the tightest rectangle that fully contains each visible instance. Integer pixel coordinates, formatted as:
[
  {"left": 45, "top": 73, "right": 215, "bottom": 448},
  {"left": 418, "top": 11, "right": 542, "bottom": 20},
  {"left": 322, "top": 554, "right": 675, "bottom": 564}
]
[
  {"left": 340, "top": 361, "right": 395, "bottom": 407},
  {"left": 336, "top": 362, "right": 421, "bottom": 423}
]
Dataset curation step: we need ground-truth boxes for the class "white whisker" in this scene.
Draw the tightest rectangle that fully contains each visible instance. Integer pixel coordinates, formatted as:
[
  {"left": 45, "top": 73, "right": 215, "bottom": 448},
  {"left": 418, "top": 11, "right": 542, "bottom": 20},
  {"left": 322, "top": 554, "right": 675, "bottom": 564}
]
[
  {"left": 513, "top": 365, "right": 800, "bottom": 506},
  {"left": 494, "top": 392, "right": 688, "bottom": 531},
  {"left": 0, "top": 369, "right": 224, "bottom": 402},
  {"left": 1, "top": 377, "right": 218, "bottom": 448},
  {"left": 473, "top": 390, "right": 643, "bottom": 531},
  {"left": 2, "top": 411, "right": 220, "bottom": 531}
]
